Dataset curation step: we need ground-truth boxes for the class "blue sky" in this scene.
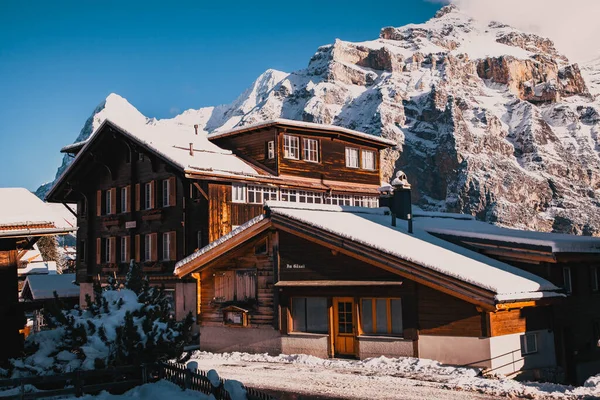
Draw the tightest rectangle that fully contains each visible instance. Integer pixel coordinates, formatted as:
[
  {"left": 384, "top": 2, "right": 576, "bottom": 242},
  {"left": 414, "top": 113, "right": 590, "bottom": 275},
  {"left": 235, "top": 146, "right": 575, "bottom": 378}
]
[{"left": 0, "top": 0, "right": 442, "bottom": 191}]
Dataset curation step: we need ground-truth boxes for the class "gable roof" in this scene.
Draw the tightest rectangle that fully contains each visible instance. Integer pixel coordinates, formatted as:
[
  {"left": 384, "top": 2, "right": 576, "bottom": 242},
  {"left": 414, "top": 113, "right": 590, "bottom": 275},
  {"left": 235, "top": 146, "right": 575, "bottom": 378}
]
[
  {"left": 175, "top": 202, "right": 562, "bottom": 307},
  {"left": 412, "top": 208, "right": 600, "bottom": 254},
  {"left": 0, "top": 188, "right": 76, "bottom": 238},
  {"left": 20, "top": 273, "right": 79, "bottom": 301},
  {"left": 208, "top": 118, "right": 397, "bottom": 147},
  {"left": 47, "top": 119, "right": 263, "bottom": 201}
]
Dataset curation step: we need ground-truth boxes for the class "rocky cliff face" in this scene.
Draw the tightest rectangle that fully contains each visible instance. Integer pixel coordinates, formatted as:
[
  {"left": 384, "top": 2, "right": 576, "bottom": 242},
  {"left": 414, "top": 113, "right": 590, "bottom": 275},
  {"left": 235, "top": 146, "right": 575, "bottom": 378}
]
[{"left": 39, "top": 4, "right": 600, "bottom": 235}]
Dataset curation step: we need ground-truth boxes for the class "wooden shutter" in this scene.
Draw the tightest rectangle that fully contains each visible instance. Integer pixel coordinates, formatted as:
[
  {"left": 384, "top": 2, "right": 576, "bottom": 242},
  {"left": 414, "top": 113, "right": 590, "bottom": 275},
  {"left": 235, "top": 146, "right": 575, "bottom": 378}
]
[
  {"left": 96, "top": 190, "right": 102, "bottom": 216},
  {"left": 135, "top": 184, "right": 140, "bottom": 211},
  {"left": 168, "top": 177, "right": 176, "bottom": 207},
  {"left": 151, "top": 233, "right": 158, "bottom": 261},
  {"left": 169, "top": 231, "right": 176, "bottom": 261},
  {"left": 110, "top": 188, "right": 116, "bottom": 215},
  {"left": 135, "top": 235, "right": 140, "bottom": 262},
  {"left": 96, "top": 238, "right": 101, "bottom": 265},
  {"left": 109, "top": 237, "right": 116, "bottom": 264}
]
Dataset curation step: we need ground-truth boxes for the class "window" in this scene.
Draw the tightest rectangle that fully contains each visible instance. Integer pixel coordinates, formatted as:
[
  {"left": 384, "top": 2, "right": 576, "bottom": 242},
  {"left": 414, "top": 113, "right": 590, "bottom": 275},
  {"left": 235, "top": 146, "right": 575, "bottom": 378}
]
[
  {"left": 354, "top": 196, "right": 379, "bottom": 208},
  {"left": 144, "top": 234, "right": 153, "bottom": 262},
  {"left": 345, "top": 147, "right": 359, "bottom": 168},
  {"left": 303, "top": 138, "right": 319, "bottom": 162},
  {"left": 214, "top": 270, "right": 257, "bottom": 302},
  {"left": 361, "top": 150, "right": 375, "bottom": 170},
  {"left": 138, "top": 152, "right": 144, "bottom": 161},
  {"left": 162, "top": 232, "right": 174, "bottom": 261},
  {"left": 324, "top": 194, "right": 352, "bottom": 206},
  {"left": 298, "top": 191, "right": 323, "bottom": 204},
  {"left": 280, "top": 189, "right": 297, "bottom": 202},
  {"left": 521, "top": 333, "right": 538, "bottom": 355},
  {"left": 120, "top": 186, "right": 128, "bottom": 213},
  {"left": 105, "top": 190, "right": 112, "bottom": 215},
  {"left": 144, "top": 182, "right": 153, "bottom": 210},
  {"left": 247, "top": 185, "right": 278, "bottom": 204},
  {"left": 162, "top": 179, "right": 170, "bottom": 207},
  {"left": 267, "top": 141, "right": 275, "bottom": 159},
  {"left": 105, "top": 237, "right": 114, "bottom": 264},
  {"left": 292, "top": 297, "right": 328, "bottom": 333},
  {"left": 120, "top": 236, "right": 129, "bottom": 263},
  {"left": 563, "top": 267, "right": 572, "bottom": 294},
  {"left": 592, "top": 266, "right": 599, "bottom": 292},
  {"left": 283, "top": 135, "right": 299, "bottom": 160},
  {"left": 361, "top": 298, "right": 403, "bottom": 335},
  {"left": 255, "top": 239, "right": 268, "bottom": 255},
  {"left": 232, "top": 183, "right": 246, "bottom": 203}
]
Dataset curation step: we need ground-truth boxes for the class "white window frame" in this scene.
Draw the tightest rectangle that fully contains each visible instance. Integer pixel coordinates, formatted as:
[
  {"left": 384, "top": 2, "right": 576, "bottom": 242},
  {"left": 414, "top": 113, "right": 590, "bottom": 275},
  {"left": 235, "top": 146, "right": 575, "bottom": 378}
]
[
  {"left": 247, "top": 185, "right": 278, "bottom": 204},
  {"left": 120, "top": 187, "right": 128, "bottom": 213},
  {"left": 162, "top": 179, "right": 170, "bottom": 207},
  {"left": 283, "top": 135, "right": 300, "bottom": 160},
  {"left": 162, "top": 232, "right": 171, "bottom": 261},
  {"left": 232, "top": 183, "right": 247, "bottom": 203},
  {"left": 267, "top": 141, "right": 275, "bottom": 159},
  {"left": 563, "top": 267, "right": 572, "bottom": 294},
  {"left": 302, "top": 138, "right": 319, "bottom": 163},
  {"left": 521, "top": 333, "right": 538, "bottom": 355},
  {"left": 325, "top": 193, "right": 352, "bottom": 206},
  {"left": 120, "top": 236, "right": 128, "bottom": 263},
  {"left": 345, "top": 147, "right": 359, "bottom": 168},
  {"left": 361, "top": 149, "right": 375, "bottom": 170},
  {"left": 144, "top": 183, "right": 153, "bottom": 210},
  {"left": 280, "top": 189, "right": 297, "bottom": 202},
  {"left": 105, "top": 190, "right": 112, "bottom": 215},
  {"left": 144, "top": 234, "right": 152, "bottom": 262}
]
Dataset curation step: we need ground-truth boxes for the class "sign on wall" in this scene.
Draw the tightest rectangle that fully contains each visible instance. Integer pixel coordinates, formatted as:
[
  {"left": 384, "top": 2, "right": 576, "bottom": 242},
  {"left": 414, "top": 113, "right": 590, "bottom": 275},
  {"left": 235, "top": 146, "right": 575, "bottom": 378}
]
[{"left": 125, "top": 221, "right": 137, "bottom": 229}]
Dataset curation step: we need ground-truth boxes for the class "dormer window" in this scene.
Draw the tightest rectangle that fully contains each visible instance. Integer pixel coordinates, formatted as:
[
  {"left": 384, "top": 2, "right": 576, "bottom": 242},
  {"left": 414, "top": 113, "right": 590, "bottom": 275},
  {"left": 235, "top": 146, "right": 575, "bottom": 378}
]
[
  {"left": 283, "top": 135, "right": 299, "bottom": 160},
  {"left": 303, "top": 138, "right": 319, "bottom": 162}
]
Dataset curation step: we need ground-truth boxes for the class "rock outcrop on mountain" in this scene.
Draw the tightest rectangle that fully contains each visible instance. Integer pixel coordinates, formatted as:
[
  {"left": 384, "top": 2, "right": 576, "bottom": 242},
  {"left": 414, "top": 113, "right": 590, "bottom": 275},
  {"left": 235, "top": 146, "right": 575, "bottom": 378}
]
[{"left": 38, "top": 4, "right": 600, "bottom": 235}]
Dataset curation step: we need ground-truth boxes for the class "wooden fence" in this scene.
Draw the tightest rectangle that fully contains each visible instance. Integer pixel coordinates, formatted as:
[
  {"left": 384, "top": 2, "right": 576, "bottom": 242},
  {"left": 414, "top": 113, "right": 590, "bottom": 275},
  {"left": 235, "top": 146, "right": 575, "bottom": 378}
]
[
  {"left": 159, "top": 362, "right": 276, "bottom": 400},
  {"left": 0, "top": 363, "right": 276, "bottom": 400}
]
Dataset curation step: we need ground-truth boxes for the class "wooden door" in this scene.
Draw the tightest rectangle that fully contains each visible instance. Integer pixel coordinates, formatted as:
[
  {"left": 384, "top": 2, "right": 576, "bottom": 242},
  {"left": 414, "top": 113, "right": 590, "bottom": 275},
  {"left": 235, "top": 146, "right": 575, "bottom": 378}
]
[{"left": 333, "top": 297, "right": 356, "bottom": 357}]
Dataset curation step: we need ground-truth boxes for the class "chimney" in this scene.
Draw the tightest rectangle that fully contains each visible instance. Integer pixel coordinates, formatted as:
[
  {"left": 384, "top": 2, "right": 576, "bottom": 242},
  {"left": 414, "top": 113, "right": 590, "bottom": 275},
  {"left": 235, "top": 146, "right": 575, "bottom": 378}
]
[
  {"left": 189, "top": 143, "right": 194, "bottom": 156},
  {"left": 390, "top": 171, "right": 413, "bottom": 233},
  {"left": 194, "top": 124, "right": 198, "bottom": 135}
]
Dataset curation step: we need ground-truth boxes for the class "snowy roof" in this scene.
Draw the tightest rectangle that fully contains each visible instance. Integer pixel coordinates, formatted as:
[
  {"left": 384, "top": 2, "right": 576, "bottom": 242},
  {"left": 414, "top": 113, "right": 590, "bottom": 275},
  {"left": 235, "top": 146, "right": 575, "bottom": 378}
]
[
  {"left": 18, "top": 261, "right": 57, "bottom": 276},
  {"left": 413, "top": 209, "right": 600, "bottom": 253},
  {"left": 19, "top": 244, "right": 43, "bottom": 264},
  {"left": 21, "top": 273, "right": 79, "bottom": 300},
  {"left": 0, "top": 188, "right": 77, "bottom": 237},
  {"left": 176, "top": 201, "right": 561, "bottom": 303},
  {"left": 209, "top": 118, "right": 397, "bottom": 146}
]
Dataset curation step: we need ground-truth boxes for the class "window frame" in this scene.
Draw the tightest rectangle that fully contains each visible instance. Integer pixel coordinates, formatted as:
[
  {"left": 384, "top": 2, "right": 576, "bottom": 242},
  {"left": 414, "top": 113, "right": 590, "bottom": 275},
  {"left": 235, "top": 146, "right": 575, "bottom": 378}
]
[
  {"left": 162, "top": 179, "right": 170, "bottom": 207},
  {"left": 283, "top": 135, "right": 300, "bottom": 160},
  {"left": 232, "top": 183, "right": 247, "bottom": 203},
  {"left": 121, "top": 186, "right": 128, "bottom": 213},
  {"left": 345, "top": 147, "right": 359, "bottom": 169},
  {"left": 247, "top": 185, "right": 278, "bottom": 204},
  {"left": 144, "top": 182, "right": 153, "bottom": 210},
  {"left": 291, "top": 297, "right": 329, "bottom": 334},
  {"left": 361, "top": 149, "right": 376, "bottom": 170},
  {"left": 105, "top": 237, "right": 112, "bottom": 264},
  {"left": 120, "top": 236, "right": 128, "bottom": 263},
  {"left": 521, "top": 333, "right": 538, "bottom": 355},
  {"left": 360, "top": 297, "right": 403, "bottom": 336},
  {"left": 105, "top": 190, "right": 112, "bottom": 215},
  {"left": 162, "top": 232, "right": 171, "bottom": 261},
  {"left": 144, "top": 234, "right": 153, "bottom": 262},
  {"left": 267, "top": 141, "right": 275, "bottom": 159},
  {"left": 302, "top": 138, "right": 319, "bottom": 163}
]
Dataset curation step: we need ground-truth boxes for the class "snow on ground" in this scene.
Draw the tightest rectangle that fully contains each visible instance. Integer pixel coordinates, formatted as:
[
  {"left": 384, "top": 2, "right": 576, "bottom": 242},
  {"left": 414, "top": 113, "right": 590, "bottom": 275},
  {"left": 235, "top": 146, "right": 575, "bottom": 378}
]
[{"left": 188, "top": 351, "right": 600, "bottom": 399}]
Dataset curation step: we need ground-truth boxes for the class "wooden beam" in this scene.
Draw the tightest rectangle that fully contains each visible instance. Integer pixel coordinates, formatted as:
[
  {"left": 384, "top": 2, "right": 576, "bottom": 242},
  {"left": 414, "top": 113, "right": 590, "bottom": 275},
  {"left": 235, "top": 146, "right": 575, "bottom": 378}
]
[{"left": 192, "top": 182, "right": 208, "bottom": 201}]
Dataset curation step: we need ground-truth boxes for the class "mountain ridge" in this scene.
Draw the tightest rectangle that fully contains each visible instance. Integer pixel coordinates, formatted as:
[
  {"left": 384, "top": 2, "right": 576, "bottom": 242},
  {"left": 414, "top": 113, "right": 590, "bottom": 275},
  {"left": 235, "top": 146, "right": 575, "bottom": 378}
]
[{"left": 37, "top": 4, "right": 600, "bottom": 235}]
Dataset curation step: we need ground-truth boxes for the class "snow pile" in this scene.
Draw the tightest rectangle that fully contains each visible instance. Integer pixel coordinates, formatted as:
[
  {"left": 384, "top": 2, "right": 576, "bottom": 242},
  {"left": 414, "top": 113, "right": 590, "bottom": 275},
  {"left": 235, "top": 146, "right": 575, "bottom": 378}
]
[
  {"left": 79, "top": 380, "right": 211, "bottom": 400},
  {"left": 189, "top": 351, "right": 600, "bottom": 399}
]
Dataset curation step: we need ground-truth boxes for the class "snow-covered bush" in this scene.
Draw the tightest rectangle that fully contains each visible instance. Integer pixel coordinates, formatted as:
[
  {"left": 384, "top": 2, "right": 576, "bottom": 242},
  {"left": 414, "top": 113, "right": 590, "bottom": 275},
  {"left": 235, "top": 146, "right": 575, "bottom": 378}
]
[{"left": 12, "top": 261, "right": 193, "bottom": 375}]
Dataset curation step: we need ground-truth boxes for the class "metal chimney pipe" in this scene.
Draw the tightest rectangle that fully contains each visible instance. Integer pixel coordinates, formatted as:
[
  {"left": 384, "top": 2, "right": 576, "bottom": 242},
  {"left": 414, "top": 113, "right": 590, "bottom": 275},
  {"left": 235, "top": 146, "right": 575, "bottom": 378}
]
[
  {"left": 391, "top": 213, "right": 397, "bottom": 227},
  {"left": 189, "top": 143, "right": 194, "bottom": 156},
  {"left": 408, "top": 213, "right": 413, "bottom": 234},
  {"left": 194, "top": 124, "right": 198, "bottom": 135}
]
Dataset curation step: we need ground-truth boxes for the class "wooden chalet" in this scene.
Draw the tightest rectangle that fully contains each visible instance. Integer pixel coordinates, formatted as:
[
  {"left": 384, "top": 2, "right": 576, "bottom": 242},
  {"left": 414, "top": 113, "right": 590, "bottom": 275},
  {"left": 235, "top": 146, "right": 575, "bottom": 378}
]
[
  {"left": 412, "top": 212, "right": 600, "bottom": 384},
  {"left": 0, "top": 188, "right": 76, "bottom": 362},
  {"left": 174, "top": 181, "right": 563, "bottom": 378},
  {"left": 45, "top": 117, "right": 394, "bottom": 321}
]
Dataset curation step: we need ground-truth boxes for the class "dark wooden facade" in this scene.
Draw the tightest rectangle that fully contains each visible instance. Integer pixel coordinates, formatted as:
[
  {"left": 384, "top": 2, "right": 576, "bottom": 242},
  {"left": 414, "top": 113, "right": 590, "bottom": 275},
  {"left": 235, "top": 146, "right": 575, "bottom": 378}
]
[{"left": 0, "top": 238, "right": 23, "bottom": 363}]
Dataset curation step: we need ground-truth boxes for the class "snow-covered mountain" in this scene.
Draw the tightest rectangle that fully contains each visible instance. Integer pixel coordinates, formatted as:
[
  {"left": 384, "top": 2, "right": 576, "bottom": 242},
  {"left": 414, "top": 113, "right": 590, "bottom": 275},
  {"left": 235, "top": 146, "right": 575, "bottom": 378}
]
[{"left": 37, "top": 4, "right": 600, "bottom": 235}]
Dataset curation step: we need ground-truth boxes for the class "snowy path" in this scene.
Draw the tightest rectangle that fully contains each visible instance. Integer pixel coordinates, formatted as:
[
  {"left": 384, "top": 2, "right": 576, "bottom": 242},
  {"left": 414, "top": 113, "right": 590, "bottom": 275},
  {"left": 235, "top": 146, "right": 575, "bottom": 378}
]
[{"left": 188, "top": 352, "right": 598, "bottom": 399}]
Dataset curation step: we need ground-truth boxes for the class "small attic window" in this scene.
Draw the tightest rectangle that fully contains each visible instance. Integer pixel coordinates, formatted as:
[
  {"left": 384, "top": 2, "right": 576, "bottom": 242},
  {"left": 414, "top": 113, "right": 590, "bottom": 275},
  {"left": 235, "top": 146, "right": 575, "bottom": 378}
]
[
  {"left": 138, "top": 152, "right": 144, "bottom": 161},
  {"left": 255, "top": 239, "right": 268, "bottom": 255}
]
